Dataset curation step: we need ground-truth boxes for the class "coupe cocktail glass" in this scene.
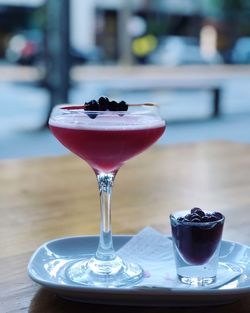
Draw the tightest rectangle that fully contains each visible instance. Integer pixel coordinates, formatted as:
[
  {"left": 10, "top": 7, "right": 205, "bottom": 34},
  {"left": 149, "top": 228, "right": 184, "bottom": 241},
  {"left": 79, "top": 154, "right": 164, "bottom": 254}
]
[{"left": 49, "top": 104, "right": 166, "bottom": 287}]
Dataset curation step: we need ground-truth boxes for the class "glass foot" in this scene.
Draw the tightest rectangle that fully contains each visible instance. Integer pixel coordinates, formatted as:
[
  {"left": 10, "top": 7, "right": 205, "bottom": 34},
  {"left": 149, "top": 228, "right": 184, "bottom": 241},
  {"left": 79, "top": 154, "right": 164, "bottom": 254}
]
[
  {"left": 66, "top": 256, "right": 144, "bottom": 288},
  {"left": 178, "top": 274, "right": 216, "bottom": 286}
]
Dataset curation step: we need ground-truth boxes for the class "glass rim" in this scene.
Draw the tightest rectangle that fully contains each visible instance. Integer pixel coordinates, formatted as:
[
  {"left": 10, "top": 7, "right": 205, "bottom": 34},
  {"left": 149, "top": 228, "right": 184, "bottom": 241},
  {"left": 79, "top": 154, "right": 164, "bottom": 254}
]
[{"left": 51, "top": 104, "right": 160, "bottom": 115}]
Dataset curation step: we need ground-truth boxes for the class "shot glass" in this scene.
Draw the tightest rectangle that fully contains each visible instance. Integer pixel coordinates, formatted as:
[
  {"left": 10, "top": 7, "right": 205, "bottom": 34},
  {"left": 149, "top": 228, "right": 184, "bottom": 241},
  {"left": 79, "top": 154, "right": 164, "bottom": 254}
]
[{"left": 170, "top": 209, "right": 225, "bottom": 286}]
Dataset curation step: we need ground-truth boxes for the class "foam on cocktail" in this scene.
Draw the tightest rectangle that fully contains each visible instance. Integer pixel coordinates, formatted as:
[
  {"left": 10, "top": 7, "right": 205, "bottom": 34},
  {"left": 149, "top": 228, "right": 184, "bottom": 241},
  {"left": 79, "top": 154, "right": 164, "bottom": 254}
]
[{"left": 49, "top": 113, "right": 165, "bottom": 131}]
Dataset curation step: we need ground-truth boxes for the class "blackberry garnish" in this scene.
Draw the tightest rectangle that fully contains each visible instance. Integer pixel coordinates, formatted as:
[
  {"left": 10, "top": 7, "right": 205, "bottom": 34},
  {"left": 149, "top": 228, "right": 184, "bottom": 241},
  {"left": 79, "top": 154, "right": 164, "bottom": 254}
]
[
  {"left": 178, "top": 208, "right": 223, "bottom": 224},
  {"left": 191, "top": 207, "right": 202, "bottom": 214},
  {"left": 108, "top": 100, "right": 119, "bottom": 111},
  {"left": 83, "top": 97, "right": 128, "bottom": 118},
  {"left": 84, "top": 100, "right": 99, "bottom": 119},
  {"left": 84, "top": 100, "right": 99, "bottom": 110},
  {"left": 98, "top": 97, "right": 109, "bottom": 111},
  {"left": 118, "top": 100, "right": 128, "bottom": 111}
]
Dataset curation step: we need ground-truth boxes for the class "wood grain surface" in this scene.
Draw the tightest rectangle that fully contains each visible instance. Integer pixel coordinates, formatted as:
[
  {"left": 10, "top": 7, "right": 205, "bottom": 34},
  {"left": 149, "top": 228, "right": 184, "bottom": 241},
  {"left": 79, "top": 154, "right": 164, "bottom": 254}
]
[{"left": 0, "top": 141, "right": 250, "bottom": 312}]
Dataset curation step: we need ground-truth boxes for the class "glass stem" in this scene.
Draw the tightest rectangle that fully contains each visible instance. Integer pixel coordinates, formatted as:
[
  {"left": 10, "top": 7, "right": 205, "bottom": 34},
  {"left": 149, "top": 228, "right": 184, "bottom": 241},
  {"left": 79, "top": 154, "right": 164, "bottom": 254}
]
[{"left": 95, "top": 172, "right": 116, "bottom": 261}]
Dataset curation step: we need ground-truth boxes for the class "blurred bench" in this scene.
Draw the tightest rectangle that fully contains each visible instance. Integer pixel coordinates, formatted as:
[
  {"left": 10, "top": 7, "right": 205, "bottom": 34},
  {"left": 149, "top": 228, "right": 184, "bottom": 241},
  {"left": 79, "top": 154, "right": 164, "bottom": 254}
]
[
  {"left": 0, "top": 65, "right": 225, "bottom": 119},
  {"left": 102, "top": 79, "right": 222, "bottom": 118}
]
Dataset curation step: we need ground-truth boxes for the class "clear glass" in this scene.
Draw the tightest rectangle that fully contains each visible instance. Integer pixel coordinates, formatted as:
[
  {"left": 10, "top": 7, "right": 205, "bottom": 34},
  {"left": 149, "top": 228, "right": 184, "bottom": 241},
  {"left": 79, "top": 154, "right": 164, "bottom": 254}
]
[
  {"left": 49, "top": 104, "right": 166, "bottom": 287},
  {"left": 170, "top": 210, "right": 225, "bottom": 286}
]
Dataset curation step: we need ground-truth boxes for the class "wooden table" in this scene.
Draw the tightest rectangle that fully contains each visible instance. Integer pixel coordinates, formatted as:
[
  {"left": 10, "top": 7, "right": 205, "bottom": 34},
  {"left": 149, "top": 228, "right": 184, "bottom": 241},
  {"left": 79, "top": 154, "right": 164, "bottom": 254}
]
[{"left": 1, "top": 141, "right": 250, "bottom": 312}]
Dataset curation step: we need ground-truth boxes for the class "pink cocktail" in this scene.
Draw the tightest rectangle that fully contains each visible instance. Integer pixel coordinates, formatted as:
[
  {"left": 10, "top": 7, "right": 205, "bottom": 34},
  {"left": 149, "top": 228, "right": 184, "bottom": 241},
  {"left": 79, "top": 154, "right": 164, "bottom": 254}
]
[
  {"left": 49, "top": 104, "right": 166, "bottom": 287},
  {"left": 50, "top": 113, "right": 165, "bottom": 173}
]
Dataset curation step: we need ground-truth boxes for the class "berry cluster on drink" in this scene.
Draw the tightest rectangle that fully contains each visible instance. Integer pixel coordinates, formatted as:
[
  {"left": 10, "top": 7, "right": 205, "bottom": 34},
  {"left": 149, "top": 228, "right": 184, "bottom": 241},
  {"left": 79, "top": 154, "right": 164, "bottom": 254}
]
[
  {"left": 177, "top": 207, "right": 223, "bottom": 223},
  {"left": 84, "top": 97, "right": 128, "bottom": 112}
]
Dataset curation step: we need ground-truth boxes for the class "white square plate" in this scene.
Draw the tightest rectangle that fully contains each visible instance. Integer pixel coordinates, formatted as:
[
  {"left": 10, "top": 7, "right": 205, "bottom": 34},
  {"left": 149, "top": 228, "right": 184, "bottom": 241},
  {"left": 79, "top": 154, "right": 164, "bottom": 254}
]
[{"left": 28, "top": 236, "right": 250, "bottom": 307}]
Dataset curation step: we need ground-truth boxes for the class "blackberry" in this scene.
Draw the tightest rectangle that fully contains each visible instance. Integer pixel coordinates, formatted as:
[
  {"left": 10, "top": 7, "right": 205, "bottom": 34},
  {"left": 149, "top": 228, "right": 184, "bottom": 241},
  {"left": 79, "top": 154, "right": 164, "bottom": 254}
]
[
  {"left": 190, "top": 213, "right": 202, "bottom": 222},
  {"left": 84, "top": 100, "right": 99, "bottom": 119},
  {"left": 191, "top": 207, "right": 202, "bottom": 214},
  {"left": 118, "top": 100, "right": 128, "bottom": 111},
  {"left": 98, "top": 97, "right": 109, "bottom": 111},
  {"left": 108, "top": 100, "right": 119, "bottom": 111},
  {"left": 183, "top": 214, "right": 192, "bottom": 222},
  {"left": 84, "top": 100, "right": 99, "bottom": 110}
]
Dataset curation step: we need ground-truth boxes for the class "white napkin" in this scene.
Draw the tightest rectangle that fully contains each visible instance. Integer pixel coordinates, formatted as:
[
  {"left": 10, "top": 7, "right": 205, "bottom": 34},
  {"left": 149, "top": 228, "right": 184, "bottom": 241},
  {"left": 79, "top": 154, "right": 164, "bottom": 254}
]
[{"left": 117, "top": 227, "right": 242, "bottom": 289}]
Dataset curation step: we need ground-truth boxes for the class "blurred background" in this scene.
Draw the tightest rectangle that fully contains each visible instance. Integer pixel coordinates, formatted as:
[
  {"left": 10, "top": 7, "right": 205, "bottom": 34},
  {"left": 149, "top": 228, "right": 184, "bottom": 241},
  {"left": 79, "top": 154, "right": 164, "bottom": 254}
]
[{"left": 1, "top": 0, "right": 250, "bottom": 159}]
